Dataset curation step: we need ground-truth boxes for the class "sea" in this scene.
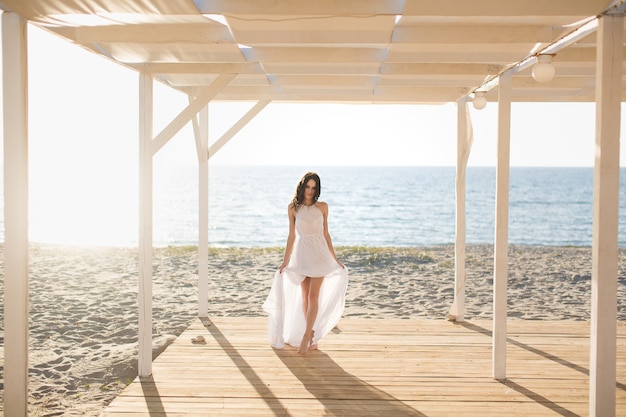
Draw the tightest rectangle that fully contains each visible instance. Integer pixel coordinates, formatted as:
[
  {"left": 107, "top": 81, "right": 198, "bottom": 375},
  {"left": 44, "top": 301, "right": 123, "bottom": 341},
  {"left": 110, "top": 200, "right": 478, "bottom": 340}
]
[
  {"left": 169, "top": 166, "right": 626, "bottom": 248},
  {"left": 2, "top": 166, "right": 626, "bottom": 248}
]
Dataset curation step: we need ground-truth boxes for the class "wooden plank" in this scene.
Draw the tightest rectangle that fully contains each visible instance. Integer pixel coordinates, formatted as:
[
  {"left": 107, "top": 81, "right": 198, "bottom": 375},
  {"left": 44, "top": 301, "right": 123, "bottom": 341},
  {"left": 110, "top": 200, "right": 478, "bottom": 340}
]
[{"left": 105, "top": 317, "right": 626, "bottom": 416}]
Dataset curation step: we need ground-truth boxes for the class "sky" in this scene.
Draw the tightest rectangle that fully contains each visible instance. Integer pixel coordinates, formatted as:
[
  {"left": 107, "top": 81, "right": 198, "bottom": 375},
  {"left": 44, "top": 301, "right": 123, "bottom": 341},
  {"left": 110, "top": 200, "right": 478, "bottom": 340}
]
[{"left": 0, "top": 21, "right": 624, "bottom": 245}]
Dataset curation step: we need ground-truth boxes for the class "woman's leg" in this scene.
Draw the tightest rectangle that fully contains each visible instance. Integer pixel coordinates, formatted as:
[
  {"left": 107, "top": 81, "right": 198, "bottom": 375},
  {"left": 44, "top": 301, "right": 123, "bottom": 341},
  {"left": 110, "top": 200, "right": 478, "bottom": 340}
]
[
  {"left": 299, "top": 276, "right": 324, "bottom": 354},
  {"left": 300, "top": 277, "right": 311, "bottom": 318}
]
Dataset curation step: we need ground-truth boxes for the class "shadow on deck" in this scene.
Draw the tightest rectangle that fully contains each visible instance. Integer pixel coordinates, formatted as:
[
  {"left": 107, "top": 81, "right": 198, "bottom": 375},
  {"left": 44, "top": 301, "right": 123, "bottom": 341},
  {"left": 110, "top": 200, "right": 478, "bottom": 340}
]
[{"left": 104, "top": 317, "right": 626, "bottom": 416}]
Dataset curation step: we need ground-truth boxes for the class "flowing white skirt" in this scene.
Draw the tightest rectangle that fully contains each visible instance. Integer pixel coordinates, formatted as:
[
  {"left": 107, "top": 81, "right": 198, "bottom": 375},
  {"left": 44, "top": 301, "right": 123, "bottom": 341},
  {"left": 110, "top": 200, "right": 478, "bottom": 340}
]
[{"left": 262, "top": 239, "right": 348, "bottom": 348}]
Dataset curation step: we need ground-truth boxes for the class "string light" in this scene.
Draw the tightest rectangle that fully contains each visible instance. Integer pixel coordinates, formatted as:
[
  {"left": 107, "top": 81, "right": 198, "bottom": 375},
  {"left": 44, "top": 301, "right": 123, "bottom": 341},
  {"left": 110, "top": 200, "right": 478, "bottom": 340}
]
[
  {"left": 472, "top": 91, "right": 487, "bottom": 110},
  {"left": 532, "top": 54, "right": 556, "bottom": 83}
]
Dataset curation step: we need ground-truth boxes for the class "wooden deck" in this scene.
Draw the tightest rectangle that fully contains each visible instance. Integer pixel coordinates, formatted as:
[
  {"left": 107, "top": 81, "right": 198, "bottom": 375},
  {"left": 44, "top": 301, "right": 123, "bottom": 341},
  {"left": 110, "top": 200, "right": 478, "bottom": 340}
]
[{"left": 104, "top": 317, "right": 626, "bottom": 416}]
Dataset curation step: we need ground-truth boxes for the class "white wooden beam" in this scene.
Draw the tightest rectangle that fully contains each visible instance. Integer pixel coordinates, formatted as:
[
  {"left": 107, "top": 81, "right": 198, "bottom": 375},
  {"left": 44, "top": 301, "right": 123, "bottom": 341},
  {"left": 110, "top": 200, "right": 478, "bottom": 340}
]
[
  {"left": 449, "top": 101, "right": 473, "bottom": 322},
  {"left": 511, "top": 76, "right": 597, "bottom": 89},
  {"left": 402, "top": 0, "right": 611, "bottom": 17},
  {"left": 378, "top": 77, "right": 493, "bottom": 88},
  {"left": 381, "top": 63, "right": 503, "bottom": 76},
  {"left": 192, "top": 103, "right": 210, "bottom": 317},
  {"left": 233, "top": 28, "right": 393, "bottom": 46},
  {"left": 392, "top": 25, "right": 565, "bottom": 44},
  {"left": 555, "top": 46, "right": 626, "bottom": 63},
  {"left": 72, "top": 24, "right": 233, "bottom": 44},
  {"left": 200, "top": 88, "right": 467, "bottom": 103},
  {"left": 190, "top": 101, "right": 203, "bottom": 163},
  {"left": 263, "top": 63, "right": 381, "bottom": 76},
  {"left": 374, "top": 86, "right": 469, "bottom": 102},
  {"left": 268, "top": 74, "right": 377, "bottom": 87},
  {"left": 194, "top": 0, "right": 405, "bottom": 15},
  {"left": 151, "top": 73, "right": 235, "bottom": 156},
  {"left": 493, "top": 72, "right": 512, "bottom": 380},
  {"left": 197, "top": 0, "right": 607, "bottom": 16},
  {"left": 138, "top": 72, "right": 154, "bottom": 377},
  {"left": 466, "top": 15, "right": 601, "bottom": 100},
  {"left": 242, "top": 47, "right": 388, "bottom": 64},
  {"left": 141, "top": 62, "right": 262, "bottom": 75},
  {"left": 589, "top": 8, "right": 624, "bottom": 417},
  {"left": 2, "top": 11, "right": 29, "bottom": 417},
  {"left": 208, "top": 100, "right": 270, "bottom": 159}
]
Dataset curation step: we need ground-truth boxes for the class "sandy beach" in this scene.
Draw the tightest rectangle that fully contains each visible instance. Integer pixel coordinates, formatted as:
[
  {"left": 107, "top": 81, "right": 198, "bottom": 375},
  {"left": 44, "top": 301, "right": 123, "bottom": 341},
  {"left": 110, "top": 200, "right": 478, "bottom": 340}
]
[{"left": 0, "top": 243, "right": 625, "bottom": 415}]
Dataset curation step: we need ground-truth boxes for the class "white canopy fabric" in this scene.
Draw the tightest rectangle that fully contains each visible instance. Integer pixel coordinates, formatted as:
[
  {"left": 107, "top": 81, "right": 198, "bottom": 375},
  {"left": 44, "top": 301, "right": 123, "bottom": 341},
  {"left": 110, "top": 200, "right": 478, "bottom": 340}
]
[{"left": 0, "top": 0, "right": 624, "bottom": 104}]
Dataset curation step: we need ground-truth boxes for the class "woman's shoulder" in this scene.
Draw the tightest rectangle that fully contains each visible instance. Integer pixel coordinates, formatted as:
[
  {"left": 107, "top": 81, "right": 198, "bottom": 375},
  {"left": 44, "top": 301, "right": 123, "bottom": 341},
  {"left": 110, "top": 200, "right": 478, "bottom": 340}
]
[{"left": 314, "top": 201, "right": 329, "bottom": 211}]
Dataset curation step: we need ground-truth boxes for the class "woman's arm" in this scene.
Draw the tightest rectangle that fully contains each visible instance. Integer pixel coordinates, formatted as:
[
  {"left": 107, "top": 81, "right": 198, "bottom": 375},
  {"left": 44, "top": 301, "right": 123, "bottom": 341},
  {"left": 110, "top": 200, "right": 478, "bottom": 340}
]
[
  {"left": 279, "top": 204, "right": 296, "bottom": 273},
  {"left": 320, "top": 202, "right": 345, "bottom": 268}
]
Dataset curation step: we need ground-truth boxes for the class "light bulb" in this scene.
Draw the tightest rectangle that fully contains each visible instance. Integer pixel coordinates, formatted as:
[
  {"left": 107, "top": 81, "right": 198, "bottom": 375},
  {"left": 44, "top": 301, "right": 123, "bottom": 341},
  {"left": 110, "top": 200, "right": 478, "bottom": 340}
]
[
  {"left": 532, "top": 54, "right": 555, "bottom": 83},
  {"left": 473, "top": 92, "right": 487, "bottom": 110}
]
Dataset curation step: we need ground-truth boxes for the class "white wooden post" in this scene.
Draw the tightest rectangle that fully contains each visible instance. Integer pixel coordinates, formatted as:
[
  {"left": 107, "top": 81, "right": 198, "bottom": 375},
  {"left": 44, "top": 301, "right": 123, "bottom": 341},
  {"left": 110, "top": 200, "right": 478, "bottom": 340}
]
[
  {"left": 198, "top": 105, "right": 209, "bottom": 317},
  {"left": 138, "top": 72, "right": 154, "bottom": 377},
  {"left": 493, "top": 72, "right": 512, "bottom": 380},
  {"left": 590, "top": 8, "right": 623, "bottom": 417},
  {"left": 2, "top": 12, "right": 29, "bottom": 416},
  {"left": 449, "top": 101, "right": 473, "bottom": 322}
]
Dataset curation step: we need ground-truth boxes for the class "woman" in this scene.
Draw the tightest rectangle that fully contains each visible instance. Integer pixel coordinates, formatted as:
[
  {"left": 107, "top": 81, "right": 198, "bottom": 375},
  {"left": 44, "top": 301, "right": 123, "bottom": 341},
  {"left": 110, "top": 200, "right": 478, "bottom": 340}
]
[{"left": 263, "top": 172, "right": 348, "bottom": 354}]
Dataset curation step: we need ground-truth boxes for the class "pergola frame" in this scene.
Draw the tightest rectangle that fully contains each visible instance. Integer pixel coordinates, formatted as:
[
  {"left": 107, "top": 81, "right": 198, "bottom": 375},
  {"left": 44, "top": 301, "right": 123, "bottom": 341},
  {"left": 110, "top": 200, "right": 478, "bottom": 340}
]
[{"left": 2, "top": 1, "right": 625, "bottom": 416}]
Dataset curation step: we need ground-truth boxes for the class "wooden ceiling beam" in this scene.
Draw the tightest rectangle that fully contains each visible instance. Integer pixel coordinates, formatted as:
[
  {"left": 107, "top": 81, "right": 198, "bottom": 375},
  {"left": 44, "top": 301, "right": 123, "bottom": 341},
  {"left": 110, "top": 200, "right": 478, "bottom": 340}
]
[
  {"left": 230, "top": 29, "right": 392, "bottom": 46},
  {"left": 402, "top": 0, "right": 612, "bottom": 17},
  {"left": 555, "top": 47, "right": 626, "bottom": 62},
  {"left": 267, "top": 74, "right": 376, "bottom": 87},
  {"left": 385, "top": 50, "right": 528, "bottom": 64},
  {"left": 261, "top": 63, "right": 381, "bottom": 75},
  {"left": 132, "top": 62, "right": 263, "bottom": 74},
  {"left": 242, "top": 47, "right": 387, "bottom": 63},
  {"left": 381, "top": 63, "right": 502, "bottom": 75},
  {"left": 56, "top": 23, "right": 233, "bottom": 44},
  {"left": 194, "top": 0, "right": 405, "bottom": 15},
  {"left": 511, "top": 76, "right": 599, "bottom": 89},
  {"left": 392, "top": 24, "right": 567, "bottom": 44}
]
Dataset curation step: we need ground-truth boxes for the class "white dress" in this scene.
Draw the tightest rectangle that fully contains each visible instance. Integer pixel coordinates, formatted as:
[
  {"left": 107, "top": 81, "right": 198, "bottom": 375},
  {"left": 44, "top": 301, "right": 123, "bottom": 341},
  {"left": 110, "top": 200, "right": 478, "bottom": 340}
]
[{"left": 262, "top": 204, "right": 349, "bottom": 349}]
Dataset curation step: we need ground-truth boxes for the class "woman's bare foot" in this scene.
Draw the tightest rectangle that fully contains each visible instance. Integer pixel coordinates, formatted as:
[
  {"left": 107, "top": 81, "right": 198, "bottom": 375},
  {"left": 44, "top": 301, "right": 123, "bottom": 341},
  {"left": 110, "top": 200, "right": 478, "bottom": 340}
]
[
  {"left": 309, "top": 330, "right": 317, "bottom": 350},
  {"left": 297, "top": 334, "right": 310, "bottom": 354},
  {"left": 298, "top": 330, "right": 315, "bottom": 355}
]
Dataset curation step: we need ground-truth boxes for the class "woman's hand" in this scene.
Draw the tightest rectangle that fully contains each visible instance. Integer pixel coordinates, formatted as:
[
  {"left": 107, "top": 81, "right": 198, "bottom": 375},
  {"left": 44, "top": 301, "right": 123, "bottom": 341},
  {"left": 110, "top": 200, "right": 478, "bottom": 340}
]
[
  {"left": 279, "top": 261, "right": 289, "bottom": 273},
  {"left": 336, "top": 259, "right": 345, "bottom": 269}
]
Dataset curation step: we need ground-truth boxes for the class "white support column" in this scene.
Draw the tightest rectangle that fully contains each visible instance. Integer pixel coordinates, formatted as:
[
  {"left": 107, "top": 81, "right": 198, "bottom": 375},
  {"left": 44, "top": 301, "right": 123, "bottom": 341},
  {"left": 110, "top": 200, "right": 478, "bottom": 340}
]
[
  {"left": 493, "top": 72, "right": 512, "bottom": 380},
  {"left": 2, "top": 12, "right": 29, "bottom": 416},
  {"left": 138, "top": 72, "right": 154, "bottom": 377},
  {"left": 197, "top": 105, "right": 209, "bottom": 318},
  {"left": 449, "top": 101, "right": 473, "bottom": 322},
  {"left": 590, "top": 8, "right": 623, "bottom": 417}
]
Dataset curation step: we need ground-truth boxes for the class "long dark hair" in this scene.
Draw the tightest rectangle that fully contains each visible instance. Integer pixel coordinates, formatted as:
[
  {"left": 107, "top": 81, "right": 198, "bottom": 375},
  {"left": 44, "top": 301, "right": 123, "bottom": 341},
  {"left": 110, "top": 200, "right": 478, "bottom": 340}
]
[{"left": 291, "top": 172, "right": 321, "bottom": 210}]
